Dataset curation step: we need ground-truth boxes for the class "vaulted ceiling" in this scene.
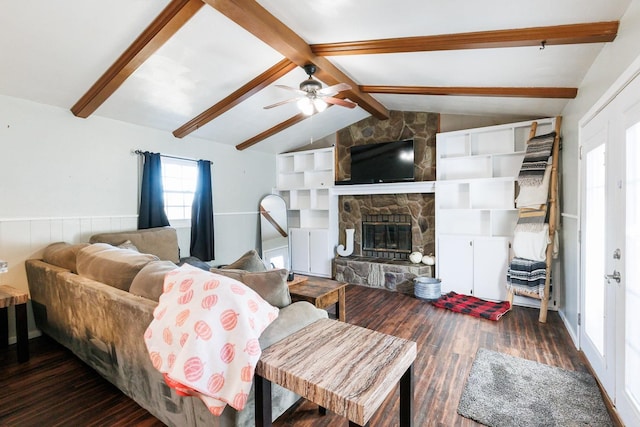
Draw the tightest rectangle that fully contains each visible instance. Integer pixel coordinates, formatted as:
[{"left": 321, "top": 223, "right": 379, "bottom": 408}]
[{"left": 0, "top": 0, "right": 631, "bottom": 153}]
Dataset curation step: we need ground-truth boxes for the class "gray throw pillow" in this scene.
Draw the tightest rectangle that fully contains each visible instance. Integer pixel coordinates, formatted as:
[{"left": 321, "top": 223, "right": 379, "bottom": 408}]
[
  {"left": 224, "top": 249, "right": 267, "bottom": 272},
  {"left": 130, "top": 260, "right": 177, "bottom": 301},
  {"left": 210, "top": 268, "right": 291, "bottom": 308}
]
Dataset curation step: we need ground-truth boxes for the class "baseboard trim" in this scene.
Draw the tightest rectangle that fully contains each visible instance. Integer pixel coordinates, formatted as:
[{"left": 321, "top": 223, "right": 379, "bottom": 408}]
[
  {"left": 558, "top": 309, "right": 579, "bottom": 349},
  {"left": 6, "top": 328, "right": 42, "bottom": 345}
]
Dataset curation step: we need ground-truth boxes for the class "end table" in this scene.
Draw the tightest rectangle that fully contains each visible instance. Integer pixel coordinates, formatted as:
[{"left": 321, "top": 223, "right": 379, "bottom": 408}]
[{"left": 0, "top": 285, "right": 29, "bottom": 362}]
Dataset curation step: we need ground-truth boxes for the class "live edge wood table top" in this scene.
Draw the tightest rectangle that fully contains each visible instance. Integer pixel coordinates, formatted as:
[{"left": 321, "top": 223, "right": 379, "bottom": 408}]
[{"left": 255, "top": 318, "right": 417, "bottom": 426}]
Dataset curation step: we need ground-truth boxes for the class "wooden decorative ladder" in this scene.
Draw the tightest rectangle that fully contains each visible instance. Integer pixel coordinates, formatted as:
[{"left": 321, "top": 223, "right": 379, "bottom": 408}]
[{"left": 506, "top": 116, "right": 562, "bottom": 323}]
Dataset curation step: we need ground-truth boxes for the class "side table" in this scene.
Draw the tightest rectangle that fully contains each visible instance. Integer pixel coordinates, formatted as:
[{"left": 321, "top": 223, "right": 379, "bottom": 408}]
[
  {"left": 288, "top": 275, "right": 347, "bottom": 322},
  {"left": 0, "top": 285, "right": 29, "bottom": 362},
  {"left": 255, "top": 318, "right": 416, "bottom": 426}
]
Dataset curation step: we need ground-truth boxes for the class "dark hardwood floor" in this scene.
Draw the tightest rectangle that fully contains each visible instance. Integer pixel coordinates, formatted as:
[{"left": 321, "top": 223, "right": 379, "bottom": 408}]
[{"left": 1, "top": 285, "right": 594, "bottom": 426}]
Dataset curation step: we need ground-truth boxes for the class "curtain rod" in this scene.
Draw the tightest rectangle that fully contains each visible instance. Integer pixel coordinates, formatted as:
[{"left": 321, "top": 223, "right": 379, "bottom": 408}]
[{"left": 132, "top": 149, "right": 204, "bottom": 163}]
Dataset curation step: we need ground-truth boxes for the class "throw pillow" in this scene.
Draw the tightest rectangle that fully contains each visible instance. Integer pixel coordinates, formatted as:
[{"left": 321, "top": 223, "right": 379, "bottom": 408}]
[
  {"left": 223, "top": 249, "right": 267, "bottom": 272},
  {"left": 42, "top": 242, "right": 89, "bottom": 273},
  {"left": 210, "top": 268, "right": 291, "bottom": 308},
  {"left": 118, "top": 240, "right": 139, "bottom": 252},
  {"left": 77, "top": 243, "right": 159, "bottom": 291},
  {"left": 130, "top": 260, "right": 177, "bottom": 301}
]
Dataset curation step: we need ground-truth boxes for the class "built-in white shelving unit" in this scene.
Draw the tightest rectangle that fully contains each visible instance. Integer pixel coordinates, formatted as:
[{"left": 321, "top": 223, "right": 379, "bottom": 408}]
[
  {"left": 276, "top": 147, "right": 336, "bottom": 277},
  {"left": 436, "top": 118, "right": 556, "bottom": 302}
]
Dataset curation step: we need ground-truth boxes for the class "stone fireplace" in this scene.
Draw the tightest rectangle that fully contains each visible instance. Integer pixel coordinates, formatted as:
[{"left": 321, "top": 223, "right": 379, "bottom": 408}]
[
  {"left": 338, "top": 194, "right": 434, "bottom": 258},
  {"left": 333, "top": 111, "right": 438, "bottom": 295}
]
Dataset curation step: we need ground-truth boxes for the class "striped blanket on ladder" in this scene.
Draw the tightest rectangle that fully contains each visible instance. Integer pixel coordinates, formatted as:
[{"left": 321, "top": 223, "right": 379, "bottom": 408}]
[
  {"left": 518, "top": 132, "right": 556, "bottom": 187},
  {"left": 506, "top": 257, "right": 547, "bottom": 299}
]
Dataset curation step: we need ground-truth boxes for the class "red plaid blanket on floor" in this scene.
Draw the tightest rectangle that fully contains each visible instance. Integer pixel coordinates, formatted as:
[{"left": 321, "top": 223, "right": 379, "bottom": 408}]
[{"left": 431, "top": 291, "right": 511, "bottom": 321}]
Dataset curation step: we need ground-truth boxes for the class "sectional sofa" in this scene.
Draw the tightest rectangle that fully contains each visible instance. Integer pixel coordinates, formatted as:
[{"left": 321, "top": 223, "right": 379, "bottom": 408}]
[{"left": 25, "top": 227, "right": 327, "bottom": 426}]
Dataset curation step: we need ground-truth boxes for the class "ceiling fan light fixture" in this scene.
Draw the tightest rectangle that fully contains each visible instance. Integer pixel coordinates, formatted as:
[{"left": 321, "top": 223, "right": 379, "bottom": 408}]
[
  {"left": 300, "top": 78, "right": 322, "bottom": 92},
  {"left": 297, "top": 98, "right": 314, "bottom": 115},
  {"left": 313, "top": 98, "right": 328, "bottom": 113},
  {"left": 267, "top": 64, "right": 351, "bottom": 115}
]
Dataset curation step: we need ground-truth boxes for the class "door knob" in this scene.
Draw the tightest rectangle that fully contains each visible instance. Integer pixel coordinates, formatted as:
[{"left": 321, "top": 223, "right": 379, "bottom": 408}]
[{"left": 604, "top": 271, "right": 621, "bottom": 283}]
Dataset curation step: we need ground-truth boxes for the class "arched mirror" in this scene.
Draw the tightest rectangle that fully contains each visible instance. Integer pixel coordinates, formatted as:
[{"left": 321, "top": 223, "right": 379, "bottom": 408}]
[{"left": 259, "top": 194, "right": 289, "bottom": 271}]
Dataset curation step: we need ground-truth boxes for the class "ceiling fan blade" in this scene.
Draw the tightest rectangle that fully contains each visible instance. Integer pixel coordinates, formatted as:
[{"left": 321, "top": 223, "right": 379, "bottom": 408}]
[
  {"left": 275, "top": 84, "right": 307, "bottom": 95},
  {"left": 263, "top": 97, "right": 300, "bottom": 109},
  {"left": 323, "top": 97, "right": 357, "bottom": 109},
  {"left": 317, "top": 83, "right": 352, "bottom": 97}
]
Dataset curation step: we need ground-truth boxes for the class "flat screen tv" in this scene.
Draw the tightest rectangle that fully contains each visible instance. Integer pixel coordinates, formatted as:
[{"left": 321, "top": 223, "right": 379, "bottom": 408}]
[{"left": 347, "top": 139, "right": 414, "bottom": 184}]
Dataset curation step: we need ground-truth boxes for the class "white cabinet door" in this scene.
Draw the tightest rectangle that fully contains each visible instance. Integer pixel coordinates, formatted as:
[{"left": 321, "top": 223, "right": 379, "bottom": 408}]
[
  {"left": 438, "top": 236, "right": 473, "bottom": 295},
  {"left": 473, "top": 238, "right": 510, "bottom": 301},
  {"left": 290, "top": 228, "right": 331, "bottom": 277},
  {"left": 290, "top": 228, "right": 309, "bottom": 274},
  {"left": 309, "top": 228, "right": 331, "bottom": 277},
  {"left": 438, "top": 236, "right": 509, "bottom": 300}
]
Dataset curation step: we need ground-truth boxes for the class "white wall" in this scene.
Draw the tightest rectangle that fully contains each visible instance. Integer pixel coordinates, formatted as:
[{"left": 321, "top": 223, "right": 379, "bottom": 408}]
[
  {"left": 0, "top": 94, "right": 277, "bottom": 338},
  {"left": 440, "top": 113, "right": 537, "bottom": 133},
  {"left": 559, "top": 0, "right": 640, "bottom": 340}
]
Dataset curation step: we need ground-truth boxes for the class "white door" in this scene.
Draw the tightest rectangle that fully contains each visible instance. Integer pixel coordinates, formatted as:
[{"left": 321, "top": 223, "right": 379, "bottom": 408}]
[
  {"left": 580, "top": 113, "right": 615, "bottom": 395},
  {"left": 290, "top": 228, "right": 309, "bottom": 274},
  {"left": 437, "top": 236, "right": 473, "bottom": 295},
  {"left": 581, "top": 70, "right": 640, "bottom": 426},
  {"left": 309, "top": 229, "right": 331, "bottom": 277},
  {"left": 473, "top": 238, "right": 510, "bottom": 301},
  {"left": 615, "top": 75, "right": 640, "bottom": 426}
]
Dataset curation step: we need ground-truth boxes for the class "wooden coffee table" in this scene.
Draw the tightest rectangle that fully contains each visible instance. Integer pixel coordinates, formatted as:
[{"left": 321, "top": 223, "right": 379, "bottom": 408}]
[
  {"left": 255, "top": 318, "right": 417, "bottom": 427},
  {"left": 288, "top": 275, "right": 347, "bottom": 321}
]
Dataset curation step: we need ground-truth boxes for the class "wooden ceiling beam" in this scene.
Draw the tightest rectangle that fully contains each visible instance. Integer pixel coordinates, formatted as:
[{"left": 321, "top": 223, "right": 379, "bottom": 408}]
[
  {"left": 173, "top": 59, "right": 297, "bottom": 138},
  {"left": 235, "top": 113, "right": 307, "bottom": 151},
  {"left": 71, "top": 0, "right": 204, "bottom": 118},
  {"left": 203, "top": 0, "right": 389, "bottom": 121},
  {"left": 311, "top": 21, "right": 619, "bottom": 56},
  {"left": 360, "top": 86, "right": 578, "bottom": 99},
  {"left": 235, "top": 102, "right": 341, "bottom": 151}
]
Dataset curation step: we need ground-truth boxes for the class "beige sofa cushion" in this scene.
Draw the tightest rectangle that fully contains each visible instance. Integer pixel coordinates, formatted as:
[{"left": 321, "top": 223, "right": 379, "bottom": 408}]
[
  {"left": 224, "top": 249, "right": 267, "bottom": 272},
  {"left": 77, "top": 243, "right": 158, "bottom": 291},
  {"left": 129, "top": 260, "right": 177, "bottom": 302},
  {"left": 42, "top": 242, "right": 89, "bottom": 273},
  {"left": 211, "top": 268, "right": 291, "bottom": 308},
  {"left": 89, "top": 227, "right": 179, "bottom": 263}
]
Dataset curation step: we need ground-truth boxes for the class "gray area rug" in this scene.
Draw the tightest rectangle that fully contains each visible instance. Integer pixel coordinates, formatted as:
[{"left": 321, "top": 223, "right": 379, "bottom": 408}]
[{"left": 458, "top": 348, "right": 613, "bottom": 427}]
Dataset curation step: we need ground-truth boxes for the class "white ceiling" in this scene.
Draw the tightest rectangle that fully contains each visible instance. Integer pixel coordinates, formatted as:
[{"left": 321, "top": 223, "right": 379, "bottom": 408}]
[{"left": 0, "top": 0, "right": 632, "bottom": 154}]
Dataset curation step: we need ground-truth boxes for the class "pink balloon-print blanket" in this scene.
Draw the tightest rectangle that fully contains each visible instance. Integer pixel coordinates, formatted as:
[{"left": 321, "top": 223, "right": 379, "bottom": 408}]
[{"left": 144, "top": 264, "right": 279, "bottom": 415}]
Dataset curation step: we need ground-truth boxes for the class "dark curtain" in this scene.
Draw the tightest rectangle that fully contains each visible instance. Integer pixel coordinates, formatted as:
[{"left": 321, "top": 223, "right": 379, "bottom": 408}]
[
  {"left": 138, "top": 152, "right": 170, "bottom": 230},
  {"left": 190, "top": 160, "right": 215, "bottom": 261}
]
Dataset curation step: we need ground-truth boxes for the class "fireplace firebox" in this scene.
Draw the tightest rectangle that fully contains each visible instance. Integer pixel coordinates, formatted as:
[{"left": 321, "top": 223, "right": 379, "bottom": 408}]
[{"left": 362, "top": 214, "right": 412, "bottom": 259}]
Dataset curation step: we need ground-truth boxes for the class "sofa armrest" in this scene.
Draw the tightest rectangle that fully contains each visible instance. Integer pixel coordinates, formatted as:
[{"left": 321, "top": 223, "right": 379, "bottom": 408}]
[{"left": 259, "top": 301, "right": 328, "bottom": 350}]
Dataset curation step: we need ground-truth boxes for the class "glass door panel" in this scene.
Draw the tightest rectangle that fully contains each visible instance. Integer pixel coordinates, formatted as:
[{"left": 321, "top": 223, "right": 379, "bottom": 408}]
[
  {"left": 624, "top": 120, "right": 640, "bottom": 417},
  {"left": 584, "top": 144, "right": 606, "bottom": 356}
]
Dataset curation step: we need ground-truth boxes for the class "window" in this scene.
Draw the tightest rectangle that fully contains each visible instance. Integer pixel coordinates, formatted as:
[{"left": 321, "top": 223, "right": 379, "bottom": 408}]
[{"left": 161, "top": 158, "right": 198, "bottom": 221}]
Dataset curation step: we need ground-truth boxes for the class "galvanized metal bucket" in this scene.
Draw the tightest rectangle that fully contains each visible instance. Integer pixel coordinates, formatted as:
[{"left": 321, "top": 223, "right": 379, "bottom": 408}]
[{"left": 414, "top": 276, "right": 441, "bottom": 301}]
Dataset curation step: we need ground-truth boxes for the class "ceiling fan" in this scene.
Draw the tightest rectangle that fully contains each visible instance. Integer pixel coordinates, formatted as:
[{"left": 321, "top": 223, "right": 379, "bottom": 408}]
[{"left": 264, "top": 64, "right": 357, "bottom": 115}]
